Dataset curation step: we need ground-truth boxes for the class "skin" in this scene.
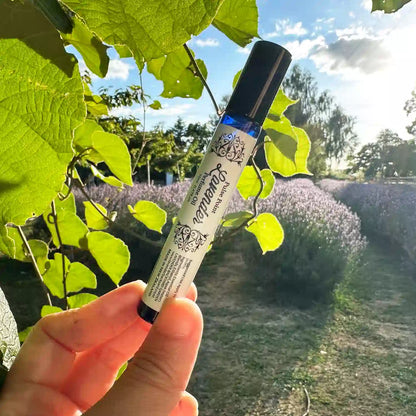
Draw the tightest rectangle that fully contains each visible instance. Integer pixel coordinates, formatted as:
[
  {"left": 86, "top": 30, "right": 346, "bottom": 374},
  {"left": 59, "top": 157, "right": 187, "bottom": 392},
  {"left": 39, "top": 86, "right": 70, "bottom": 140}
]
[{"left": 0, "top": 281, "right": 202, "bottom": 416}]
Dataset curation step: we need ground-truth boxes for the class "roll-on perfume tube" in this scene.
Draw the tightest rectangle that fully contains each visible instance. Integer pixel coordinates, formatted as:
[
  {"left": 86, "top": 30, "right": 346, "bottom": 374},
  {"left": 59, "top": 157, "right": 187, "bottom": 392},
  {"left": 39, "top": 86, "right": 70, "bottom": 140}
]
[{"left": 138, "top": 41, "right": 292, "bottom": 323}]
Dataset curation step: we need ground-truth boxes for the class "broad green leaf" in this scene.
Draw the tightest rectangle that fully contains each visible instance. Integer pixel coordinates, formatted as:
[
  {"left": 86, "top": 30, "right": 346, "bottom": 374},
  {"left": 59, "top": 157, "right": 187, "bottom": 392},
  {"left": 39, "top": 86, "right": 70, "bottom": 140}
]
[
  {"left": 128, "top": 201, "right": 167, "bottom": 233},
  {"left": 43, "top": 195, "right": 89, "bottom": 248},
  {"left": 84, "top": 83, "right": 108, "bottom": 116},
  {"left": 18, "top": 326, "right": 33, "bottom": 343},
  {"left": 232, "top": 69, "right": 242, "bottom": 88},
  {"left": 63, "top": 0, "right": 223, "bottom": 63},
  {"left": 115, "top": 45, "right": 133, "bottom": 58},
  {"left": 91, "top": 131, "right": 133, "bottom": 186},
  {"left": 83, "top": 201, "right": 109, "bottom": 230},
  {"left": 212, "top": 0, "right": 259, "bottom": 47},
  {"left": 0, "top": 227, "right": 14, "bottom": 258},
  {"left": 147, "top": 47, "right": 207, "bottom": 99},
  {"left": 149, "top": 100, "right": 162, "bottom": 110},
  {"left": 73, "top": 118, "right": 104, "bottom": 159},
  {"left": 237, "top": 166, "right": 275, "bottom": 199},
  {"left": 87, "top": 231, "right": 130, "bottom": 285},
  {"left": 0, "top": 1, "right": 84, "bottom": 250},
  {"left": 43, "top": 253, "right": 70, "bottom": 298},
  {"left": 264, "top": 127, "right": 311, "bottom": 177},
  {"left": 90, "top": 165, "right": 124, "bottom": 188},
  {"left": 372, "top": 0, "right": 412, "bottom": 13},
  {"left": 6, "top": 228, "right": 49, "bottom": 265},
  {"left": 67, "top": 262, "right": 97, "bottom": 293},
  {"left": 61, "top": 15, "right": 109, "bottom": 77},
  {"left": 222, "top": 211, "right": 253, "bottom": 228},
  {"left": 34, "top": 0, "right": 73, "bottom": 33},
  {"left": 268, "top": 89, "right": 298, "bottom": 119},
  {"left": 68, "top": 293, "right": 98, "bottom": 308},
  {"left": 246, "top": 213, "right": 284, "bottom": 254},
  {"left": 0, "top": 287, "right": 19, "bottom": 369},
  {"left": 41, "top": 305, "right": 63, "bottom": 317}
]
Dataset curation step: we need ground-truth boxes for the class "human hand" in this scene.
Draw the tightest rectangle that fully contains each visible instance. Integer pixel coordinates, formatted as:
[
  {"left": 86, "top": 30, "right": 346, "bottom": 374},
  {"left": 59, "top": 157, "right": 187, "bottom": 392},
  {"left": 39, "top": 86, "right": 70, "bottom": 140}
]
[{"left": 0, "top": 281, "right": 202, "bottom": 416}]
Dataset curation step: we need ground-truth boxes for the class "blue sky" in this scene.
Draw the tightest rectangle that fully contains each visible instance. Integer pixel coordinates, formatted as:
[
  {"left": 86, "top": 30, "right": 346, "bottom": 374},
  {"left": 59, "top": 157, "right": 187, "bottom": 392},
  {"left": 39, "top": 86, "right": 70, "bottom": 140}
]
[{"left": 78, "top": 0, "right": 416, "bottom": 145}]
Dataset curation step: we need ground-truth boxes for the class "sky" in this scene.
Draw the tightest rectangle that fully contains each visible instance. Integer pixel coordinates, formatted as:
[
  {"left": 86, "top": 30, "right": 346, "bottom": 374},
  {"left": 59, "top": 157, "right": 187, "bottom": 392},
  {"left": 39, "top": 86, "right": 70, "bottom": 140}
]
[{"left": 78, "top": 0, "right": 416, "bottom": 146}]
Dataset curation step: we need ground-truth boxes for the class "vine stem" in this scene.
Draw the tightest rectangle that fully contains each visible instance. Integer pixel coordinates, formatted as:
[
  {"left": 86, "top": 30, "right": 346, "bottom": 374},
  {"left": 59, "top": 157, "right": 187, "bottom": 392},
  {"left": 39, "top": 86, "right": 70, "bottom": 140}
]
[
  {"left": 183, "top": 43, "right": 222, "bottom": 116},
  {"left": 302, "top": 386, "right": 311, "bottom": 416},
  {"left": 50, "top": 200, "right": 69, "bottom": 310},
  {"left": 16, "top": 226, "right": 52, "bottom": 306},
  {"left": 74, "top": 180, "right": 163, "bottom": 248}
]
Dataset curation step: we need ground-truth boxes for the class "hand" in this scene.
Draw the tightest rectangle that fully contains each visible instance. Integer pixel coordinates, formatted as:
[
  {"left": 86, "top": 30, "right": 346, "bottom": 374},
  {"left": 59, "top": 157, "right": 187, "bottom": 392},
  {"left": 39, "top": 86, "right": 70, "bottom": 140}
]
[{"left": 0, "top": 281, "right": 203, "bottom": 416}]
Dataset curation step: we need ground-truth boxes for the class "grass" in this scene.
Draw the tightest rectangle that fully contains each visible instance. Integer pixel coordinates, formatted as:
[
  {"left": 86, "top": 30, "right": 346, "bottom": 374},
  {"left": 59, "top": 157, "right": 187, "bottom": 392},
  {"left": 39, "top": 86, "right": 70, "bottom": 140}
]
[{"left": 1, "top": 238, "right": 416, "bottom": 415}]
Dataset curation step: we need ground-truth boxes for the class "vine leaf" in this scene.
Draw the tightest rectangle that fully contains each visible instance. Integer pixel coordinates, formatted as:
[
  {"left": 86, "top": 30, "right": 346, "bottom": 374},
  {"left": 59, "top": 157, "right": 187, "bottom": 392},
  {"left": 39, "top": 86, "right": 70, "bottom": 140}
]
[
  {"left": 61, "top": 16, "right": 110, "bottom": 78},
  {"left": 33, "top": 0, "right": 73, "bottom": 33},
  {"left": 84, "top": 201, "right": 109, "bottom": 230},
  {"left": 43, "top": 253, "right": 70, "bottom": 298},
  {"left": 0, "top": 287, "right": 20, "bottom": 371},
  {"left": 90, "top": 131, "right": 133, "bottom": 186},
  {"left": 41, "top": 305, "right": 63, "bottom": 317},
  {"left": 237, "top": 166, "right": 275, "bottom": 199},
  {"left": 147, "top": 47, "right": 207, "bottom": 99},
  {"left": 6, "top": 228, "right": 48, "bottom": 263},
  {"left": 68, "top": 293, "right": 98, "bottom": 308},
  {"left": 232, "top": 69, "right": 242, "bottom": 88},
  {"left": 90, "top": 165, "right": 124, "bottom": 188},
  {"left": 212, "top": 0, "right": 259, "bottom": 47},
  {"left": 67, "top": 262, "right": 97, "bottom": 293},
  {"left": 62, "top": 0, "right": 223, "bottom": 64},
  {"left": 246, "top": 213, "right": 284, "bottom": 254},
  {"left": 222, "top": 211, "right": 253, "bottom": 228},
  {"left": 84, "top": 83, "right": 109, "bottom": 116},
  {"left": 87, "top": 231, "right": 130, "bottom": 285},
  {"left": 268, "top": 89, "right": 298, "bottom": 119},
  {"left": 0, "top": 1, "right": 85, "bottom": 256},
  {"left": 128, "top": 201, "right": 167, "bottom": 233},
  {"left": 18, "top": 327, "right": 33, "bottom": 343},
  {"left": 371, "top": 0, "right": 412, "bottom": 13},
  {"left": 149, "top": 100, "right": 162, "bottom": 110}
]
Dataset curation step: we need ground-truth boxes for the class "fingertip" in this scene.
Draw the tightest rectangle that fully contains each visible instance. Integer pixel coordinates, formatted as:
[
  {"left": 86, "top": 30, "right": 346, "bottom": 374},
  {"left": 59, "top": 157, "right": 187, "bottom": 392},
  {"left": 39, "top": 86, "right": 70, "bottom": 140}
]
[
  {"left": 180, "top": 391, "right": 199, "bottom": 415},
  {"left": 185, "top": 283, "right": 198, "bottom": 302}
]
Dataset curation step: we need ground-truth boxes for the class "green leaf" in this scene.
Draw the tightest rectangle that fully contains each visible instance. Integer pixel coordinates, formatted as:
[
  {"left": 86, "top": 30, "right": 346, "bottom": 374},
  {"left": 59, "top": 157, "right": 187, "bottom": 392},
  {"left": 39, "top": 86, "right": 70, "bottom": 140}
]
[
  {"left": 68, "top": 293, "right": 98, "bottom": 308},
  {"left": 147, "top": 47, "right": 207, "bottom": 99},
  {"left": 128, "top": 201, "right": 167, "bottom": 233},
  {"left": 67, "top": 262, "right": 97, "bottom": 293},
  {"left": 268, "top": 89, "right": 298, "bottom": 119},
  {"left": 43, "top": 195, "right": 89, "bottom": 248},
  {"left": 87, "top": 232, "right": 130, "bottom": 285},
  {"left": 18, "top": 326, "right": 33, "bottom": 343},
  {"left": 90, "top": 165, "right": 124, "bottom": 188},
  {"left": 63, "top": 0, "right": 223, "bottom": 63},
  {"left": 116, "top": 361, "right": 128, "bottom": 380},
  {"left": 371, "top": 0, "right": 412, "bottom": 13},
  {"left": 0, "top": 227, "right": 15, "bottom": 258},
  {"left": 0, "top": 287, "right": 20, "bottom": 369},
  {"left": 246, "top": 213, "right": 284, "bottom": 254},
  {"left": 149, "top": 100, "right": 162, "bottom": 110},
  {"left": 114, "top": 44, "right": 133, "bottom": 58},
  {"left": 73, "top": 119, "right": 103, "bottom": 158},
  {"left": 43, "top": 253, "right": 70, "bottom": 298},
  {"left": 212, "top": 0, "right": 259, "bottom": 47},
  {"left": 83, "top": 201, "right": 109, "bottom": 230},
  {"left": 84, "top": 83, "right": 108, "bottom": 116},
  {"left": 222, "top": 211, "right": 253, "bottom": 228},
  {"left": 91, "top": 131, "right": 133, "bottom": 186},
  {"left": 61, "top": 15, "right": 109, "bottom": 77},
  {"left": 0, "top": 1, "right": 84, "bottom": 246},
  {"left": 41, "top": 305, "right": 63, "bottom": 317},
  {"left": 237, "top": 166, "right": 275, "bottom": 200},
  {"left": 232, "top": 69, "right": 242, "bottom": 89},
  {"left": 264, "top": 126, "right": 311, "bottom": 177},
  {"left": 34, "top": 0, "right": 73, "bottom": 33}
]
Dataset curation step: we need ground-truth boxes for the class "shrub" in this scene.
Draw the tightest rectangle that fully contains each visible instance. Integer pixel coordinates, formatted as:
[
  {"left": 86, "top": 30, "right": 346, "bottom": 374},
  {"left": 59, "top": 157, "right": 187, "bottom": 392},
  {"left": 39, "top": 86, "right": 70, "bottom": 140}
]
[
  {"left": 239, "top": 179, "right": 366, "bottom": 305},
  {"left": 320, "top": 179, "right": 416, "bottom": 264}
]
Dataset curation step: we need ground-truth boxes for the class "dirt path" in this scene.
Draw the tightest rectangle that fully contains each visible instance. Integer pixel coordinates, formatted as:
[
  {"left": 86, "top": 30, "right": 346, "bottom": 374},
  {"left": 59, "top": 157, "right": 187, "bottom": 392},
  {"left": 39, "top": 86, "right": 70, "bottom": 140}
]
[{"left": 190, "top": 242, "right": 416, "bottom": 416}]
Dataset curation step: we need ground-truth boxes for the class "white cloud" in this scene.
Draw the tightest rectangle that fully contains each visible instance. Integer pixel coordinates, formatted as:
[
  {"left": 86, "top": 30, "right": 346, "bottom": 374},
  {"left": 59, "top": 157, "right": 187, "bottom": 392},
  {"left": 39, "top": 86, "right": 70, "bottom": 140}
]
[
  {"left": 236, "top": 46, "right": 251, "bottom": 55},
  {"left": 265, "top": 19, "right": 308, "bottom": 39},
  {"left": 335, "top": 26, "right": 375, "bottom": 40},
  {"left": 284, "top": 36, "right": 326, "bottom": 60},
  {"left": 349, "top": 11, "right": 355, "bottom": 18},
  {"left": 105, "top": 59, "right": 133, "bottom": 80},
  {"left": 361, "top": 0, "right": 372, "bottom": 11},
  {"left": 195, "top": 38, "right": 220, "bottom": 47},
  {"left": 110, "top": 103, "right": 194, "bottom": 119}
]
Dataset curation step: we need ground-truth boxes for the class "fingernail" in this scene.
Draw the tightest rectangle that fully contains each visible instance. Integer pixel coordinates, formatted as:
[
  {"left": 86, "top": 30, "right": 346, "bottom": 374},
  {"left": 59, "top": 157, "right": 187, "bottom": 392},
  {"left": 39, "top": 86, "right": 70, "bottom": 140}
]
[{"left": 155, "top": 298, "right": 196, "bottom": 338}]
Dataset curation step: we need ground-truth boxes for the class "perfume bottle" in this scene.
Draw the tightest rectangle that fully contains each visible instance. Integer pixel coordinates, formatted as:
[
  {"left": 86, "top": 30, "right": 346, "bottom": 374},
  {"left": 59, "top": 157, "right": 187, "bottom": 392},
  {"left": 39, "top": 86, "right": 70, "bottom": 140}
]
[{"left": 138, "top": 41, "right": 292, "bottom": 323}]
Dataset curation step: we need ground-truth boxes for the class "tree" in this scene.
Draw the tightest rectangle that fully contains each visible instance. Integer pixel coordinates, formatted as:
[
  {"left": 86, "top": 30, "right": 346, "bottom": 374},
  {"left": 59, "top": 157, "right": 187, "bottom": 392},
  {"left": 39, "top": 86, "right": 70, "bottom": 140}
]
[
  {"left": 349, "top": 129, "right": 416, "bottom": 178},
  {"left": 405, "top": 87, "right": 416, "bottom": 137}
]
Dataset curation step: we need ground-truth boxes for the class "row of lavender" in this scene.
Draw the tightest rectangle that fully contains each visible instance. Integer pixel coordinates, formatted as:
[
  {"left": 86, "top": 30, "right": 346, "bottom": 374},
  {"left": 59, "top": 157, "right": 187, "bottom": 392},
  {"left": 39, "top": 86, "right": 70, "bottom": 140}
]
[
  {"left": 76, "top": 179, "right": 366, "bottom": 303},
  {"left": 320, "top": 179, "right": 416, "bottom": 265}
]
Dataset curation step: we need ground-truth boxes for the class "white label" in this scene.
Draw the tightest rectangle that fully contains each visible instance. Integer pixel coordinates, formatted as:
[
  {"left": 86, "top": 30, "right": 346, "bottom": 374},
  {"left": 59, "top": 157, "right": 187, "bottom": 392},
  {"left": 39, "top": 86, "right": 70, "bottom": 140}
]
[{"left": 142, "top": 123, "right": 257, "bottom": 311}]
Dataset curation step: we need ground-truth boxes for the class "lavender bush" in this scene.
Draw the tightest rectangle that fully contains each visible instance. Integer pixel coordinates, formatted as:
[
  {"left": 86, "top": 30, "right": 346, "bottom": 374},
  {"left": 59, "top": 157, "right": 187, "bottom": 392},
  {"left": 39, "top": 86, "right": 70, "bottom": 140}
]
[{"left": 320, "top": 179, "right": 416, "bottom": 264}]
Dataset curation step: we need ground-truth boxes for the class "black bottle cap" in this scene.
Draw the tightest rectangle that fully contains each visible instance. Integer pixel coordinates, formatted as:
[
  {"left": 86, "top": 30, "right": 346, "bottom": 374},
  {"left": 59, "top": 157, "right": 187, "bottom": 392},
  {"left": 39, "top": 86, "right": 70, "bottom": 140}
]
[
  {"left": 138, "top": 300, "right": 159, "bottom": 323},
  {"left": 226, "top": 41, "right": 292, "bottom": 126}
]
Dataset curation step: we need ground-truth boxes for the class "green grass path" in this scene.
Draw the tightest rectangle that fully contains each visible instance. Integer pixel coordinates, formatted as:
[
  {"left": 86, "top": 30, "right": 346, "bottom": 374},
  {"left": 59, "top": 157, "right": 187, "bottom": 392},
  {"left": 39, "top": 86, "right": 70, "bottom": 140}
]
[{"left": 190, "top": 242, "right": 416, "bottom": 416}]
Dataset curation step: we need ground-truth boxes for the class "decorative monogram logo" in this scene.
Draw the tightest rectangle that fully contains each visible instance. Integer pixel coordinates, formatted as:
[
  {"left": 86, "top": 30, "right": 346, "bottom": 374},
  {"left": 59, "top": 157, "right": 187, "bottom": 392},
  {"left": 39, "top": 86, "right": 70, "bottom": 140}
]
[
  {"left": 211, "top": 131, "right": 245, "bottom": 165},
  {"left": 173, "top": 222, "right": 208, "bottom": 252}
]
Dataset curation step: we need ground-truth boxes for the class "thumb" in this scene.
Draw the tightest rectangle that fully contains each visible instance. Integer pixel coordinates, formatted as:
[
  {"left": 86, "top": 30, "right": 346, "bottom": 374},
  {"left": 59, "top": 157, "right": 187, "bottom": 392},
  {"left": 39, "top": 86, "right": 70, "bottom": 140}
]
[{"left": 85, "top": 297, "right": 203, "bottom": 416}]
